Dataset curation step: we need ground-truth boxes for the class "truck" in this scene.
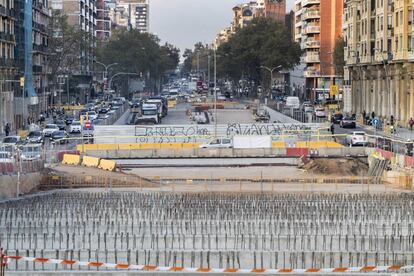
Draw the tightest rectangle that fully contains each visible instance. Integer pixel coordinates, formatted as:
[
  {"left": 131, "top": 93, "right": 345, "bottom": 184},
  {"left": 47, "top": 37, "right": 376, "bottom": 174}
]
[
  {"left": 136, "top": 103, "right": 159, "bottom": 124},
  {"left": 199, "top": 136, "right": 272, "bottom": 149}
]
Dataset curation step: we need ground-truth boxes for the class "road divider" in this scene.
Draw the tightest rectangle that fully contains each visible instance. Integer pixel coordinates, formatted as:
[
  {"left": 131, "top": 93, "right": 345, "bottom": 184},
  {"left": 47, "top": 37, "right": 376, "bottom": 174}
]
[
  {"left": 81, "top": 156, "right": 100, "bottom": 168},
  {"left": 61, "top": 154, "right": 81, "bottom": 166},
  {"left": 98, "top": 159, "right": 116, "bottom": 171}
]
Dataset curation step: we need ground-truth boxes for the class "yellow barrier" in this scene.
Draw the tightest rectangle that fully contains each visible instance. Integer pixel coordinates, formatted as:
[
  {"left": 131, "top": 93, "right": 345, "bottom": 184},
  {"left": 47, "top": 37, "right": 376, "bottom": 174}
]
[
  {"left": 168, "top": 100, "right": 176, "bottom": 108},
  {"left": 272, "top": 141, "right": 286, "bottom": 148},
  {"left": 296, "top": 141, "right": 343, "bottom": 149},
  {"left": 98, "top": 159, "right": 116, "bottom": 171},
  {"left": 82, "top": 156, "right": 100, "bottom": 168},
  {"left": 62, "top": 154, "right": 81, "bottom": 165},
  {"left": 53, "top": 105, "right": 85, "bottom": 111}
]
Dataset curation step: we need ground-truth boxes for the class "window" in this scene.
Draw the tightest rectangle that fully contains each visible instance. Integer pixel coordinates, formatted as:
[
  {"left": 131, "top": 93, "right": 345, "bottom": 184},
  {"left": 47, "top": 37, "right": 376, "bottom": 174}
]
[{"left": 408, "top": 35, "right": 413, "bottom": 52}]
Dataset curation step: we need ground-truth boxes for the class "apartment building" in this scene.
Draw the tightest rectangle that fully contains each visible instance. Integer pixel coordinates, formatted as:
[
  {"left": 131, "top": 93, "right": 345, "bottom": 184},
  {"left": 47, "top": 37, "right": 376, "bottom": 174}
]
[
  {"left": 96, "top": 0, "right": 110, "bottom": 41},
  {"left": 294, "top": 0, "right": 343, "bottom": 100},
  {"left": 0, "top": 0, "right": 18, "bottom": 134},
  {"left": 32, "top": 0, "right": 50, "bottom": 112},
  {"left": 343, "top": 0, "right": 414, "bottom": 122},
  {"left": 111, "top": 0, "right": 148, "bottom": 32},
  {"left": 51, "top": 0, "right": 96, "bottom": 103}
]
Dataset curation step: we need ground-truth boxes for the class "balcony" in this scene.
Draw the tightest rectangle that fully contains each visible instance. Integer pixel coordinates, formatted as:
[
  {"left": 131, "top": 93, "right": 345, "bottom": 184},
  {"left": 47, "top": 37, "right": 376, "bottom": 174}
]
[
  {"left": 304, "top": 53, "right": 320, "bottom": 63},
  {"left": 304, "top": 68, "right": 320, "bottom": 77},
  {"left": 33, "top": 44, "right": 48, "bottom": 53},
  {"left": 305, "top": 40, "right": 320, "bottom": 48},
  {"left": 305, "top": 25, "right": 320, "bottom": 34},
  {"left": 303, "top": 9, "right": 320, "bottom": 20},
  {"left": 0, "top": 32, "right": 15, "bottom": 43},
  {"left": 33, "top": 65, "right": 43, "bottom": 74},
  {"left": 302, "top": 0, "right": 320, "bottom": 7}
]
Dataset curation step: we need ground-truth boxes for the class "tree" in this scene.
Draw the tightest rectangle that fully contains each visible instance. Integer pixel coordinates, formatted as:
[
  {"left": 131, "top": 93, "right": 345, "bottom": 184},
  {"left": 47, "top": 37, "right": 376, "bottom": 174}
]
[
  {"left": 333, "top": 36, "right": 345, "bottom": 76},
  {"left": 217, "top": 17, "right": 302, "bottom": 91},
  {"left": 97, "top": 30, "right": 180, "bottom": 91},
  {"left": 181, "top": 42, "right": 212, "bottom": 79},
  {"left": 48, "top": 10, "right": 87, "bottom": 102}
]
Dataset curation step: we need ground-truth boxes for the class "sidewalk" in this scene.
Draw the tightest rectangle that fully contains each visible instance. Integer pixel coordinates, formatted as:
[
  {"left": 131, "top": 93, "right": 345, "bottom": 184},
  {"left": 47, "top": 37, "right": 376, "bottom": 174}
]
[{"left": 359, "top": 123, "right": 414, "bottom": 141}]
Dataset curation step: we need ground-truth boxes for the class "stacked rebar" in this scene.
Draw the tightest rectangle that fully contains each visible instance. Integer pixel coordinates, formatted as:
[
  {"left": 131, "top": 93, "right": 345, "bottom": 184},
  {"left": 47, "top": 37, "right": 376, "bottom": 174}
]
[{"left": 1, "top": 191, "right": 414, "bottom": 271}]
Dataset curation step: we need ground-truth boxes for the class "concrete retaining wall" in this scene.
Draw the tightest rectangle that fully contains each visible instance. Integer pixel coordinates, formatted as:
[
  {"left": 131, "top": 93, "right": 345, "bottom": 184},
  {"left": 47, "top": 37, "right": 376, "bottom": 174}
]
[
  {"left": 0, "top": 172, "right": 43, "bottom": 199},
  {"left": 85, "top": 147, "right": 368, "bottom": 159}
]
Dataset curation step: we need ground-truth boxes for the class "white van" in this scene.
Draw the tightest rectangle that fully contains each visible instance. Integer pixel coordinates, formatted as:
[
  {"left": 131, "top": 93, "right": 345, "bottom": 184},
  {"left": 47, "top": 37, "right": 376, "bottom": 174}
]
[{"left": 285, "top": 97, "right": 300, "bottom": 109}]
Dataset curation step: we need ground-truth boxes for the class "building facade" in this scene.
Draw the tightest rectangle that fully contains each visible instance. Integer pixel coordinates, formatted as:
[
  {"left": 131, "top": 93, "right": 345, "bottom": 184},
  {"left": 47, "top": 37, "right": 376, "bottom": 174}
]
[
  {"left": 32, "top": 0, "right": 51, "bottom": 113},
  {"left": 110, "top": 0, "right": 148, "bottom": 32},
  {"left": 0, "top": 0, "right": 18, "bottom": 134},
  {"left": 51, "top": 0, "right": 96, "bottom": 103},
  {"left": 263, "top": 0, "right": 286, "bottom": 23},
  {"left": 96, "top": 0, "right": 111, "bottom": 41},
  {"left": 294, "top": 0, "right": 343, "bottom": 100},
  {"left": 343, "top": 0, "right": 414, "bottom": 123}
]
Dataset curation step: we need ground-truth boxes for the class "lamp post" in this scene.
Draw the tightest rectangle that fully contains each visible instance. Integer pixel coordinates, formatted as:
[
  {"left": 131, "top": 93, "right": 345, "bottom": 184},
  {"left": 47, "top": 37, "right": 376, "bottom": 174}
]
[
  {"left": 213, "top": 48, "right": 217, "bottom": 138},
  {"left": 95, "top": 61, "right": 118, "bottom": 91},
  {"left": 260, "top": 65, "right": 282, "bottom": 102}
]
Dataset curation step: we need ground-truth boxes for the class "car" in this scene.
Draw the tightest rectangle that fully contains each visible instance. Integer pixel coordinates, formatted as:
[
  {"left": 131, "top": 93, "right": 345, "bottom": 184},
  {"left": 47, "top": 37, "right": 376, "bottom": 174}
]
[
  {"left": 69, "top": 121, "right": 82, "bottom": 133},
  {"left": 86, "top": 111, "right": 98, "bottom": 121},
  {"left": 99, "top": 107, "right": 111, "bottom": 114},
  {"left": 301, "top": 102, "right": 314, "bottom": 113},
  {"left": 65, "top": 115, "right": 75, "bottom": 125},
  {"left": 26, "top": 131, "right": 43, "bottom": 144},
  {"left": 314, "top": 107, "right": 326, "bottom": 118},
  {"left": 54, "top": 120, "right": 66, "bottom": 130},
  {"left": 2, "top": 136, "right": 22, "bottom": 146},
  {"left": 107, "top": 110, "right": 116, "bottom": 115},
  {"left": 199, "top": 138, "right": 233, "bottom": 149},
  {"left": 0, "top": 151, "right": 14, "bottom": 163},
  {"left": 346, "top": 131, "right": 368, "bottom": 147},
  {"left": 43, "top": 124, "right": 59, "bottom": 137},
  {"left": 50, "top": 131, "right": 69, "bottom": 144},
  {"left": 98, "top": 114, "right": 109, "bottom": 120},
  {"left": 20, "top": 144, "right": 42, "bottom": 161},
  {"left": 332, "top": 113, "right": 343, "bottom": 124},
  {"left": 340, "top": 116, "right": 356, "bottom": 128}
]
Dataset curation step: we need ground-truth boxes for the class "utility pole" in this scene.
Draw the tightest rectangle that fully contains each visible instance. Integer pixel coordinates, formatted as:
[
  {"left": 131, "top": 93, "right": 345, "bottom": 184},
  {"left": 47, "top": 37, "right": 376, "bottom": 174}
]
[{"left": 214, "top": 49, "right": 217, "bottom": 138}]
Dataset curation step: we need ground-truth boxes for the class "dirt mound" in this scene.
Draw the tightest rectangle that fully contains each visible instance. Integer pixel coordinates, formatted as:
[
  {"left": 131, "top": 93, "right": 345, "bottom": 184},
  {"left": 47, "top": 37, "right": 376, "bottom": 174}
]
[{"left": 300, "top": 158, "right": 368, "bottom": 176}]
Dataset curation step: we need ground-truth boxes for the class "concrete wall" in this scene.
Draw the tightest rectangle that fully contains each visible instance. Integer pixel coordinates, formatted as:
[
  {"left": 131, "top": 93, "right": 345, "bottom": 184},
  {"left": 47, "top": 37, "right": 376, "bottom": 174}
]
[
  {"left": 0, "top": 172, "right": 43, "bottom": 199},
  {"left": 264, "top": 106, "right": 299, "bottom": 123},
  {"left": 85, "top": 147, "right": 367, "bottom": 159}
]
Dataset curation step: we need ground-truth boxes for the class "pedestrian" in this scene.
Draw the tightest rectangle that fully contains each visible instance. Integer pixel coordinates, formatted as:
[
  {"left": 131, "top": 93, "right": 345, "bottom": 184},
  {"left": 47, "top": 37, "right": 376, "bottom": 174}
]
[
  {"left": 409, "top": 117, "right": 414, "bottom": 131},
  {"left": 330, "top": 123, "right": 335, "bottom": 141},
  {"left": 371, "top": 111, "right": 375, "bottom": 119},
  {"left": 362, "top": 110, "right": 366, "bottom": 124},
  {"left": 390, "top": 115, "right": 394, "bottom": 126},
  {"left": 4, "top": 123, "right": 10, "bottom": 137}
]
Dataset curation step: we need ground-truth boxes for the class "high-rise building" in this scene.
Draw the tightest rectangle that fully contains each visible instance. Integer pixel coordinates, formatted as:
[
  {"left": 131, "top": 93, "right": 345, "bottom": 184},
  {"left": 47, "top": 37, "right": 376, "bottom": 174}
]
[
  {"left": 96, "top": 0, "right": 111, "bottom": 41},
  {"left": 0, "top": 0, "right": 18, "bottom": 134},
  {"left": 111, "top": 0, "right": 148, "bottom": 32},
  {"left": 294, "top": 0, "right": 343, "bottom": 100},
  {"left": 343, "top": 0, "right": 414, "bottom": 122},
  {"left": 263, "top": 0, "right": 286, "bottom": 23},
  {"left": 51, "top": 0, "right": 96, "bottom": 103}
]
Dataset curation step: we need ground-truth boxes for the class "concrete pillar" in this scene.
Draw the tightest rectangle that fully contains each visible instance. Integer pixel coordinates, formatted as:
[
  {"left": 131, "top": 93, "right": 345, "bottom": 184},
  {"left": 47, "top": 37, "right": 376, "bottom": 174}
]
[
  {"left": 400, "top": 75, "right": 407, "bottom": 124},
  {"left": 410, "top": 77, "right": 414, "bottom": 119},
  {"left": 382, "top": 71, "right": 388, "bottom": 117},
  {"left": 389, "top": 75, "right": 394, "bottom": 118}
]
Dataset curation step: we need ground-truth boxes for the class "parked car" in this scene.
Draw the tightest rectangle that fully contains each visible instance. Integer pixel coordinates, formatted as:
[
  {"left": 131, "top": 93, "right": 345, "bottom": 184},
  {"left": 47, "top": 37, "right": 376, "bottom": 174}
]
[
  {"left": 2, "top": 136, "right": 22, "bottom": 146},
  {"left": 301, "top": 102, "right": 314, "bottom": 113},
  {"left": 346, "top": 131, "right": 368, "bottom": 147},
  {"left": 0, "top": 151, "right": 14, "bottom": 163},
  {"left": 314, "top": 107, "right": 326, "bottom": 118},
  {"left": 26, "top": 131, "right": 44, "bottom": 144},
  {"left": 20, "top": 144, "right": 42, "bottom": 161},
  {"left": 43, "top": 124, "right": 59, "bottom": 137},
  {"left": 199, "top": 138, "right": 233, "bottom": 149},
  {"left": 54, "top": 120, "right": 66, "bottom": 130},
  {"left": 340, "top": 116, "right": 356, "bottom": 128},
  {"left": 69, "top": 121, "right": 82, "bottom": 133},
  {"left": 50, "top": 131, "right": 69, "bottom": 144},
  {"left": 332, "top": 113, "right": 343, "bottom": 124}
]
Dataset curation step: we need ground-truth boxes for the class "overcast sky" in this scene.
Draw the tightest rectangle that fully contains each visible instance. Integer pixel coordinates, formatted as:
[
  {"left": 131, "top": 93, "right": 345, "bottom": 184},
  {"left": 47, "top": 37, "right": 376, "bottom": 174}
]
[{"left": 150, "top": 0, "right": 295, "bottom": 55}]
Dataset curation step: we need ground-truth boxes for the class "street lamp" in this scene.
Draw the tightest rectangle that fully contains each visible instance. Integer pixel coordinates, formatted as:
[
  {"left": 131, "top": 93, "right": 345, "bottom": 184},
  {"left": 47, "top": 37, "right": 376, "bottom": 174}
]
[
  {"left": 95, "top": 61, "right": 118, "bottom": 92},
  {"left": 108, "top": 72, "right": 140, "bottom": 96},
  {"left": 260, "top": 65, "right": 282, "bottom": 101}
]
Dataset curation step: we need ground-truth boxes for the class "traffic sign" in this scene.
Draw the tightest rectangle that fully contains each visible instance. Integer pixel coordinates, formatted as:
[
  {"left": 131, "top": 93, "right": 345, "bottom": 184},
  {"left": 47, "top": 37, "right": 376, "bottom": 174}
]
[
  {"left": 372, "top": 118, "right": 379, "bottom": 126},
  {"left": 329, "top": 85, "right": 339, "bottom": 96}
]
